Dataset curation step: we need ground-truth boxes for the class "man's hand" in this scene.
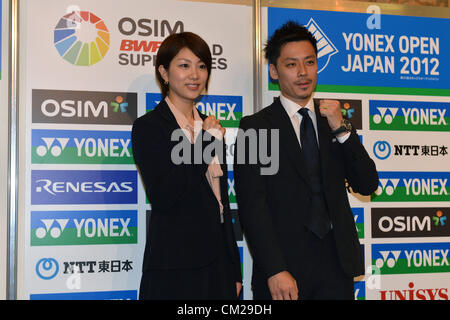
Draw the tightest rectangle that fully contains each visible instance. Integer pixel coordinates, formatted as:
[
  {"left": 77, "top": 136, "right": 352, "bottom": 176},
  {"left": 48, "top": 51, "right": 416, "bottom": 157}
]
[
  {"left": 318, "top": 99, "right": 344, "bottom": 133},
  {"left": 267, "top": 271, "right": 298, "bottom": 300}
]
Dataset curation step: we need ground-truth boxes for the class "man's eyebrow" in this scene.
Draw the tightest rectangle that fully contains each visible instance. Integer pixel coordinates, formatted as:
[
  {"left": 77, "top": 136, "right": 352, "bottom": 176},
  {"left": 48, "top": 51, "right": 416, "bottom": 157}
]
[
  {"left": 281, "top": 57, "right": 299, "bottom": 62},
  {"left": 281, "top": 55, "right": 316, "bottom": 62}
]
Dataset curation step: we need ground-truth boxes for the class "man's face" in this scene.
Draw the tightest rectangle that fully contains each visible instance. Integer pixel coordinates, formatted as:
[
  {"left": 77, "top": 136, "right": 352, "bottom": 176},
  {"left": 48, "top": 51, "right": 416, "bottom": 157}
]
[{"left": 269, "top": 40, "right": 318, "bottom": 106}]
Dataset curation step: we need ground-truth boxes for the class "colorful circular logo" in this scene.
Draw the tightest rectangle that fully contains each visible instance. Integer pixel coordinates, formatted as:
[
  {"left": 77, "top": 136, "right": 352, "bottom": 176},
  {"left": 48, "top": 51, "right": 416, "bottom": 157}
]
[{"left": 54, "top": 11, "right": 110, "bottom": 66}]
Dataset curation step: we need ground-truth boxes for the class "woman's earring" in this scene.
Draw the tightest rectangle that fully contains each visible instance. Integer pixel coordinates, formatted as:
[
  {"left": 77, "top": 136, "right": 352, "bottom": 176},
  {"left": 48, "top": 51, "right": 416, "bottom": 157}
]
[{"left": 164, "top": 80, "right": 169, "bottom": 85}]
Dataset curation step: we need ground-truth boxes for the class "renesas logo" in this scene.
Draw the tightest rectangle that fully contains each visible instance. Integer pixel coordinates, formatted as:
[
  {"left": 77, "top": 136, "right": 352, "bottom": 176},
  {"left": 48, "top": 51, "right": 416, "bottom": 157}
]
[
  {"left": 372, "top": 171, "right": 449, "bottom": 202},
  {"left": 372, "top": 207, "right": 449, "bottom": 238},
  {"left": 373, "top": 140, "right": 448, "bottom": 160},
  {"left": 372, "top": 243, "right": 450, "bottom": 275},
  {"left": 32, "top": 89, "right": 137, "bottom": 125},
  {"left": 369, "top": 100, "right": 449, "bottom": 131},
  {"left": 32, "top": 129, "right": 133, "bottom": 164},
  {"left": 379, "top": 282, "right": 448, "bottom": 300},
  {"left": 31, "top": 170, "right": 137, "bottom": 205},
  {"left": 31, "top": 210, "right": 137, "bottom": 246},
  {"left": 146, "top": 93, "right": 243, "bottom": 128}
]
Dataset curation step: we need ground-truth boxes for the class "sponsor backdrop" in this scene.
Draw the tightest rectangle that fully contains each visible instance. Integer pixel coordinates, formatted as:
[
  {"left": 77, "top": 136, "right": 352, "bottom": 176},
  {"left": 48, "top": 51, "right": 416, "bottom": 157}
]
[
  {"left": 263, "top": 7, "right": 450, "bottom": 300},
  {"left": 22, "top": 0, "right": 252, "bottom": 299},
  {"left": 15, "top": 0, "right": 450, "bottom": 300}
]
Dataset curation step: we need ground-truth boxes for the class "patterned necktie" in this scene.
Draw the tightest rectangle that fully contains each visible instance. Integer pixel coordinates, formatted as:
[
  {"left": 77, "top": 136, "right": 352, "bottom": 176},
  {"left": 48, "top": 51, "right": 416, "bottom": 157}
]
[{"left": 298, "top": 107, "right": 331, "bottom": 238}]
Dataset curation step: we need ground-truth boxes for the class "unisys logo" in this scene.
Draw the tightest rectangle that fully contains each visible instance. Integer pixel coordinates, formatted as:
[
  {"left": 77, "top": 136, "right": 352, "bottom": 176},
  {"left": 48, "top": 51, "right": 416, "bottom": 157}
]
[{"left": 380, "top": 282, "right": 448, "bottom": 300}]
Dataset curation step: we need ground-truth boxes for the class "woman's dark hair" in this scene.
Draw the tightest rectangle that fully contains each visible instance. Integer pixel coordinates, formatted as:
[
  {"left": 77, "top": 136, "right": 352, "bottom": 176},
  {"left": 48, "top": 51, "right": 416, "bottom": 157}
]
[
  {"left": 264, "top": 20, "right": 317, "bottom": 66},
  {"left": 155, "top": 32, "right": 212, "bottom": 98}
]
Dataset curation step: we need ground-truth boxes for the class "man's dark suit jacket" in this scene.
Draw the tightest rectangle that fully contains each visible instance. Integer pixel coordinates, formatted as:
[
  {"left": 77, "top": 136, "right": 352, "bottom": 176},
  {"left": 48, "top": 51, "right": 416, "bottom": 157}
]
[
  {"left": 132, "top": 99, "right": 241, "bottom": 282},
  {"left": 234, "top": 97, "right": 378, "bottom": 285}
]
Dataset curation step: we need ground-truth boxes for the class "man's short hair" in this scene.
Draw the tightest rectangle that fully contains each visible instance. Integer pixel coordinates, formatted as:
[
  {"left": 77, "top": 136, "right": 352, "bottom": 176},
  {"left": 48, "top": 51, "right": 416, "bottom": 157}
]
[{"left": 264, "top": 20, "right": 317, "bottom": 66}]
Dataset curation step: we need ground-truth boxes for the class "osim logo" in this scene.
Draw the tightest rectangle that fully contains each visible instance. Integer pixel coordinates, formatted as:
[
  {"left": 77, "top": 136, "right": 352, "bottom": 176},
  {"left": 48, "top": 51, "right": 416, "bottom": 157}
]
[{"left": 54, "top": 9, "right": 110, "bottom": 66}]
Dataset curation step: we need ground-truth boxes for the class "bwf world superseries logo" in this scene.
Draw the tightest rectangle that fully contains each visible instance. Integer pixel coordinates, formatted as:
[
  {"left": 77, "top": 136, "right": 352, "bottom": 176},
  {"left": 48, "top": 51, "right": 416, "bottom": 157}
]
[{"left": 54, "top": 9, "right": 110, "bottom": 66}]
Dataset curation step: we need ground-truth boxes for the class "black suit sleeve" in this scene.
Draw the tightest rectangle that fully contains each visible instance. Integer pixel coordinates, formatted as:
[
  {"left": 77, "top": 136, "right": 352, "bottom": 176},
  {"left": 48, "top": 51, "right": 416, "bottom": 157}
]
[
  {"left": 339, "top": 129, "right": 379, "bottom": 196},
  {"left": 219, "top": 145, "right": 243, "bottom": 284},
  {"left": 131, "top": 116, "right": 209, "bottom": 211},
  {"left": 234, "top": 116, "right": 287, "bottom": 279}
]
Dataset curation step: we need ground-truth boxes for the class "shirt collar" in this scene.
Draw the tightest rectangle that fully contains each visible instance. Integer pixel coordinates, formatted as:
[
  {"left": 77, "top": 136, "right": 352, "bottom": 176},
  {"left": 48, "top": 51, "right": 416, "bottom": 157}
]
[
  {"left": 279, "top": 93, "right": 315, "bottom": 118},
  {"left": 165, "top": 96, "right": 202, "bottom": 129}
]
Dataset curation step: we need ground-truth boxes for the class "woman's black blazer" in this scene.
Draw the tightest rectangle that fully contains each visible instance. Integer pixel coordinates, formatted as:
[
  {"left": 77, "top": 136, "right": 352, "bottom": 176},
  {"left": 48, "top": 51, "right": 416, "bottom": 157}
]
[{"left": 132, "top": 99, "right": 241, "bottom": 281}]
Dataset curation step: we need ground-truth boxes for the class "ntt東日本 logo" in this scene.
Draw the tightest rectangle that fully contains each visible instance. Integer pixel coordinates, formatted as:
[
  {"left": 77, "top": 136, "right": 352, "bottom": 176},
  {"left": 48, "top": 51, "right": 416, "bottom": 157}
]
[
  {"left": 54, "top": 10, "right": 110, "bottom": 66},
  {"left": 305, "top": 18, "right": 338, "bottom": 74},
  {"left": 35, "top": 257, "right": 134, "bottom": 280},
  {"left": 369, "top": 100, "right": 449, "bottom": 131},
  {"left": 372, "top": 243, "right": 450, "bottom": 275},
  {"left": 373, "top": 140, "right": 448, "bottom": 160},
  {"left": 36, "top": 258, "right": 59, "bottom": 280},
  {"left": 30, "top": 210, "right": 138, "bottom": 246},
  {"left": 372, "top": 171, "right": 450, "bottom": 202}
]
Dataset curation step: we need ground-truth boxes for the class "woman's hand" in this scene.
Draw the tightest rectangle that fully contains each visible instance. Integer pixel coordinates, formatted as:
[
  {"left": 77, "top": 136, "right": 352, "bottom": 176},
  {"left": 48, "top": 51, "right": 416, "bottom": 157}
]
[
  {"left": 236, "top": 282, "right": 243, "bottom": 298},
  {"left": 203, "top": 115, "right": 226, "bottom": 139}
]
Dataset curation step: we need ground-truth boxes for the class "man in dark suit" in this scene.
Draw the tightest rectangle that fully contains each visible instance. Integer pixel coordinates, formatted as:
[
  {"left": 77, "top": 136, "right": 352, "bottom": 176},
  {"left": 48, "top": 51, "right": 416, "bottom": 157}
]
[{"left": 234, "top": 21, "right": 379, "bottom": 300}]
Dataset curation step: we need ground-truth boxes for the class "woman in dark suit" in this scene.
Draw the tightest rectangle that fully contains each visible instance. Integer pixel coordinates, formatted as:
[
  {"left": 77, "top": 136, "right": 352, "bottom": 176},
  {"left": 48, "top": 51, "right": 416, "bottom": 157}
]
[{"left": 132, "top": 32, "right": 242, "bottom": 300}]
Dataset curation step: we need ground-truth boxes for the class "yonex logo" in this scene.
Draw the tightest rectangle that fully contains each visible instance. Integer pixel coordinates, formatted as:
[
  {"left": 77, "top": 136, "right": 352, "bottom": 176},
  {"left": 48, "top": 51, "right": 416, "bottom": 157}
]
[
  {"left": 32, "top": 130, "right": 133, "bottom": 165},
  {"left": 36, "top": 138, "right": 69, "bottom": 157},
  {"left": 35, "top": 218, "right": 131, "bottom": 239},
  {"left": 370, "top": 101, "right": 449, "bottom": 132},
  {"left": 372, "top": 244, "right": 450, "bottom": 275},
  {"left": 146, "top": 93, "right": 243, "bottom": 128},
  {"left": 54, "top": 10, "right": 110, "bottom": 66},
  {"left": 375, "top": 179, "right": 400, "bottom": 196},
  {"left": 372, "top": 107, "right": 399, "bottom": 125},
  {"left": 31, "top": 210, "right": 138, "bottom": 246},
  {"left": 372, "top": 173, "right": 449, "bottom": 202},
  {"left": 35, "top": 137, "right": 131, "bottom": 158},
  {"left": 35, "top": 219, "right": 69, "bottom": 239},
  {"left": 375, "top": 250, "right": 401, "bottom": 269},
  {"left": 305, "top": 18, "right": 338, "bottom": 74}
]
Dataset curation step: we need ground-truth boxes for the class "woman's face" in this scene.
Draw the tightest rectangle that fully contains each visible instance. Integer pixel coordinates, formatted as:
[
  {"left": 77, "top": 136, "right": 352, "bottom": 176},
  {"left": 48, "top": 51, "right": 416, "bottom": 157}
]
[{"left": 159, "top": 47, "right": 209, "bottom": 105}]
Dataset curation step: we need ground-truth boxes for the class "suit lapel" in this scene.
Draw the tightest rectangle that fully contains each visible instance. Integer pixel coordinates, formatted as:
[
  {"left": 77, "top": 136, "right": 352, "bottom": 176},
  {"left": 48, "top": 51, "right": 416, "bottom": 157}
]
[
  {"left": 156, "top": 99, "right": 181, "bottom": 134},
  {"left": 265, "top": 98, "right": 312, "bottom": 187}
]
